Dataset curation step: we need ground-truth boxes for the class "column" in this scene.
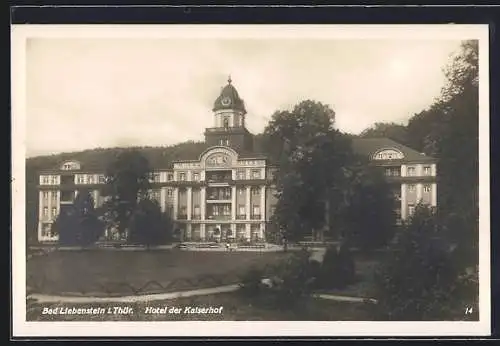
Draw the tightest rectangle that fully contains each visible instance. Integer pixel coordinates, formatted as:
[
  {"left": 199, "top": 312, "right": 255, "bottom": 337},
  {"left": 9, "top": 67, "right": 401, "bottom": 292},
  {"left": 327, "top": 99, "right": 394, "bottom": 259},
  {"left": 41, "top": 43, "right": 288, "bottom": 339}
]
[
  {"left": 245, "top": 186, "right": 251, "bottom": 220},
  {"left": 231, "top": 186, "right": 236, "bottom": 220},
  {"left": 260, "top": 223, "right": 265, "bottom": 241},
  {"left": 173, "top": 187, "right": 179, "bottom": 219},
  {"left": 401, "top": 183, "right": 407, "bottom": 220},
  {"left": 245, "top": 223, "right": 251, "bottom": 240},
  {"left": 432, "top": 163, "right": 437, "bottom": 176},
  {"left": 201, "top": 224, "right": 206, "bottom": 241},
  {"left": 431, "top": 183, "right": 437, "bottom": 207},
  {"left": 416, "top": 183, "right": 423, "bottom": 204},
  {"left": 260, "top": 185, "right": 266, "bottom": 221},
  {"left": 200, "top": 187, "right": 206, "bottom": 220},
  {"left": 160, "top": 187, "right": 166, "bottom": 212},
  {"left": 187, "top": 187, "right": 192, "bottom": 220},
  {"left": 38, "top": 191, "right": 43, "bottom": 241},
  {"left": 401, "top": 164, "right": 407, "bottom": 177}
]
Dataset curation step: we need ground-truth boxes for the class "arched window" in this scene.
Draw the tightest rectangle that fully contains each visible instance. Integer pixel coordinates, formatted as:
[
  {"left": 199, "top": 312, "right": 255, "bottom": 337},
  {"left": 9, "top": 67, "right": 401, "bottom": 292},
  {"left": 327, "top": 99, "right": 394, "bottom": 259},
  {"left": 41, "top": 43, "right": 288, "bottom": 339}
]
[{"left": 223, "top": 117, "right": 229, "bottom": 128}]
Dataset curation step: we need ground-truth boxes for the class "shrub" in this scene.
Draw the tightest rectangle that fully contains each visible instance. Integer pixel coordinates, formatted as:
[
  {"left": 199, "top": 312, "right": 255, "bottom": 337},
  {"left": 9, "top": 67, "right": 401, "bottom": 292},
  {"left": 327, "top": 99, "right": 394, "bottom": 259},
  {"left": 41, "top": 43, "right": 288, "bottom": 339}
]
[
  {"left": 238, "top": 266, "right": 265, "bottom": 298},
  {"left": 373, "top": 204, "right": 462, "bottom": 320},
  {"left": 315, "top": 244, "right": 356, "bottom": 289}
]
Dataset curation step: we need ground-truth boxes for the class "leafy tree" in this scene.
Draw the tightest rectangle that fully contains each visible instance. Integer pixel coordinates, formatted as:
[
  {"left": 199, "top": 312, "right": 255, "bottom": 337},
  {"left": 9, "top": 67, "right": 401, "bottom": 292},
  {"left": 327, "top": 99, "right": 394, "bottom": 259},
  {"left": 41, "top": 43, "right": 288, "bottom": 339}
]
[
  {"left": 52, "top": 189, "right": 104, "bottom": 246},
  {"left": 406, "top": 40, "right": 479, "bottom": 268},
  {"left": 360, "top": 122, "right": 409, "bottom": 146},
  {"left": 337, "top": 162, "right": 398, "bottom": 251},
  {"left": 373, "top": 204, "right": 460, "bottom": 320},
  {"left": 128, "top": 198, "right": 173, "bottom": 248},
  {"left": 103, "top": 149, "right": 152, "bottom": 237},
  {"left": 262, "top": 100, "right": 335, "bottom": 162}
]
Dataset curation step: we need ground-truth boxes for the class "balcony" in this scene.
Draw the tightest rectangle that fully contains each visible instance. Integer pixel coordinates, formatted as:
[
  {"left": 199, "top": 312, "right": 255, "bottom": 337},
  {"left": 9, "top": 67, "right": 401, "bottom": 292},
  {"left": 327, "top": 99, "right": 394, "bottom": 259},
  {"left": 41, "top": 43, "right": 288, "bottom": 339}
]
[
  {"left": 236, "top": 215, "right": 246, "bottom": 220},
  {"left": 206, "top": 176, "right": 232, "bottom": 184},
  {"left": 192, "top": 215, "right": 201, "bottom": 220},
  {"left": 250, "top": 214, "right": 261, "bottom": 220},
  {"left": 206, "top": 215, "right": 232, "bottom": 221},
  {"left": 178, "top": 214, "right": 188, "bottom": 220}
]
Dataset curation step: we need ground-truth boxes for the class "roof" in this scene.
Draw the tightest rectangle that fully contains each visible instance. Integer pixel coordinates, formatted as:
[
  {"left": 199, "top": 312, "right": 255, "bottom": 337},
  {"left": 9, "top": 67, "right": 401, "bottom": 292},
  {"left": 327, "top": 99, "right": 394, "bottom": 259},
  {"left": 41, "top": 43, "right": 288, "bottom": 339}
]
[
  {"left": 351, "top": 137, "right": 437, "bottom": 163},
  {"left": 212, "top": 76, "right": 247, "bottom": 114}
]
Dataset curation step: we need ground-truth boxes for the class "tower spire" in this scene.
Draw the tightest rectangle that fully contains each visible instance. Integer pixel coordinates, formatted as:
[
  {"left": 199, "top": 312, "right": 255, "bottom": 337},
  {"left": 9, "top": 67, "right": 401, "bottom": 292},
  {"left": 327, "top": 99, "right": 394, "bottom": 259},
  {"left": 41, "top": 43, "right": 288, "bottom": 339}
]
[{"left": 228, "top": 74, "right": 232, "bottom": 84}]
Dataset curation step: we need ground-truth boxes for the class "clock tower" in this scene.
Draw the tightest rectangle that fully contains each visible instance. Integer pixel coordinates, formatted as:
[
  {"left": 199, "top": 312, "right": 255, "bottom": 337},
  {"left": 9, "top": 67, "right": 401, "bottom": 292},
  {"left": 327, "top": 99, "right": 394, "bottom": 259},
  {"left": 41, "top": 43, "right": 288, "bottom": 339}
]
[{"left": 204, "top": 76, "right": 254, "bottom": 153}]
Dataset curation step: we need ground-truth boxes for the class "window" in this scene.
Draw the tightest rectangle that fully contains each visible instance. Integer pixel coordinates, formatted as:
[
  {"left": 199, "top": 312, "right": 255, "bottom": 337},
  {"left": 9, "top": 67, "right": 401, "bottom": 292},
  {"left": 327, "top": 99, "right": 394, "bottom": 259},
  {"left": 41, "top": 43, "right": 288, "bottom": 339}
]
[
  {"left": 43, "top": 207, "right": 49, "bottom": 217},
  {"left": 151, "top": 173, "right": 161, "bottom": 183},
  {"left": 41, "top": 176, "right": 49, "bottom": 185},
  {"left": 41, "top": 223, "right": 53, "bottom": 238},
  {"left": 43, "top": 191, "right": 49, "bottom": 200},
  {"left": 167, "top": 188, "right": 173, "bottom": 197},
  {"left": 238, "top": 205, "right": 245, "bottom": 215},
  {"left": 180, "top": 206, "right": 187, "bottom": 215},
  {"left": 151, "top": 190, "right": 161, "bottom": 201},
  {"left": 179, "top": 172, "right": 186, "bottom": 181},
  {"left": 424, "top": 184, "right": 432, "bottom": 193},
  {"left": 424, "top": 166, "right": 431, "bottom": 175},
  {"left": 88, "top": 175, "right": 95, "bottom": 184},
  {"left": 270, "top": 205, "right": 276, "bottom": 215},
  {"left": 222, "top": 205, "right": 231, "bottom": 216},
  {"left": 237, "top": 170, "right": 246, "bottom": 180},
  {"left": 407, "top": 166, "right": 416, "bottom": 176},
  {"left": 408, "top": 204, "right": 415, "bottom": 216},
  {"left": 408, "top": 184, "right": 416, "bottom": 192},
  {"left": 50, "top": 176, "right": 58, "bottom": 184},
  {"left": 252, "top": 170, "right": 261, "bottom": 179},
  {"left": 252, "top": 187, "right": 260, "bottom": 195},
  {"left": 223, "top": 117, "right": 229, "bottom": 128},
  {"left": 253, "top": 205, "right": 260, "bottom": 215},
  {"left": 51, "top": 192, "right": 57, "bottom": 202},
  {"left": 167, "top": 173, "right": 174, "bottom": 181},
  {"left": 77, "top": 175, "right": 85, "bottom": 184},
  {"left": 385, "top": 167, "right": 401, "bottom": 177},
  {"left": 51, "top": 207, "right": 57, "bottom": 217},
  {"left": 99, "top": 175, "right": 106, "bottom": 184},
  {"left": 194, "top": 205, "right": 200, "bottom": 215},
  {"left": 193, "top": 172, "right": 200, "bottom": 181}
]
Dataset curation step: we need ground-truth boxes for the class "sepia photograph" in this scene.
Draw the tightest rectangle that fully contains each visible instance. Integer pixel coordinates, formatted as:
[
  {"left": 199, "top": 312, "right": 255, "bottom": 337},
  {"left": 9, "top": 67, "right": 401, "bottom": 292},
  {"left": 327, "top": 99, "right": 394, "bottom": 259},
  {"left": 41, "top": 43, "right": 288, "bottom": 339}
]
[{"left": 11, "top": 24, "right": 490, "bottom": 337}]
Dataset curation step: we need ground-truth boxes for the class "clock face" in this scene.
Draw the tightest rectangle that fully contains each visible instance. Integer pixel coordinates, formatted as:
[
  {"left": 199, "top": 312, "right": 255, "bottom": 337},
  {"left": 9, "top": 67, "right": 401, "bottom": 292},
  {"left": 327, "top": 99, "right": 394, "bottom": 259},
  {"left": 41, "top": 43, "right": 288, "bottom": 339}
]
[{"left": 221, "top": 97, "right": 232, "bottom": 106}]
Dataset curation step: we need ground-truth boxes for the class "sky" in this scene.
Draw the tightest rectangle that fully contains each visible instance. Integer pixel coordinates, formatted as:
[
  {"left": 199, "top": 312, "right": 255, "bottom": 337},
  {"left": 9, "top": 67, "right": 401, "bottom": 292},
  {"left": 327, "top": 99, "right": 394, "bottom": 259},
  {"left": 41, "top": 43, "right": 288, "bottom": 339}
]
[{"left": 25, "top": 37, "right": 463, "bottom": 158}]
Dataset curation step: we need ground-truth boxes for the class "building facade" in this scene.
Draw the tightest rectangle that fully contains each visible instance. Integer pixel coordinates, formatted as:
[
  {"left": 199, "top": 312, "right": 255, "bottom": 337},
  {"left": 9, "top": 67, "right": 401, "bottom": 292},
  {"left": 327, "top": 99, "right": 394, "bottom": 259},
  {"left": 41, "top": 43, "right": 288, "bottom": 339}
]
[{"left": 35, "top": 78, "right": 437, "bottom": 243}]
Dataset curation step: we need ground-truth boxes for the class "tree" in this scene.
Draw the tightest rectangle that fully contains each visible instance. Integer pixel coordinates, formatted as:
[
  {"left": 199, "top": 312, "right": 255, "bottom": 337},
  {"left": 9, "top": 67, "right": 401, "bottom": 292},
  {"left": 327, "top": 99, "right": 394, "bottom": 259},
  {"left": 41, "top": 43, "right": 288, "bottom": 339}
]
[
  {"left": 373, "top": 204, "right": 460, "bottom": 320},
  {"left": 103, "top": 149, "right": 152, "bottom": 237},
  {"left": 262, "top": 100, "right": 335, "bottom": 162},
  {"left": 406, "top": 40, "right": 479, "bottom": 268},
  {"left": 128, "top": 198, "right": 173, "bottom": 248},
  {"left": 53, "top": 189, "right": 104, "bottom": 246},
  {"left": 338, "top": 162, "right": 397, "bottom": 251},
  {"left": 360, "top": 122, "right": 409, "bottom": 146}
]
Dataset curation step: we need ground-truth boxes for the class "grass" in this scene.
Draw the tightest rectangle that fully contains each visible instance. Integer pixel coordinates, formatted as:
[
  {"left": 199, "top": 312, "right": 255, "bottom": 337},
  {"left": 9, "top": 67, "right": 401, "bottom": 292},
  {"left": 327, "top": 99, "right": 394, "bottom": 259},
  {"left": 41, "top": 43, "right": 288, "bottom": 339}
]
[
  {"left": 26, "top": 291, "right": 375, "bottom": 321},
  {"left": 27, "top": 249, "right": 290, "bottom": 296}
]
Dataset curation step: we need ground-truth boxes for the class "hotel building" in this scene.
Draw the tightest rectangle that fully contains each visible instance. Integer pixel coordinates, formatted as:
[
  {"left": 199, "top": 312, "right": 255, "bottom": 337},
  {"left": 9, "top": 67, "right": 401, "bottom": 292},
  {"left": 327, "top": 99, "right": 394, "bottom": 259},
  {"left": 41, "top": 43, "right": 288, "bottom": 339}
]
[{"left": 35, "top": 78, "right": 437, "bottom": 243}]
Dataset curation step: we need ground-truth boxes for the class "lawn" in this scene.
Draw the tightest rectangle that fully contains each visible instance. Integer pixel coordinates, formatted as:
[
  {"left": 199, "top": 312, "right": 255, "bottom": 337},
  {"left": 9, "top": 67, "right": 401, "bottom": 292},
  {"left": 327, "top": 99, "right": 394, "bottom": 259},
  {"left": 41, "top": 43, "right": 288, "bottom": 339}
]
[
  {"left": 27, "top": 249, "right": 290, "bottom": 296},
  {"left": 26, "top": 291, "right": 375, "bottom": 321}
]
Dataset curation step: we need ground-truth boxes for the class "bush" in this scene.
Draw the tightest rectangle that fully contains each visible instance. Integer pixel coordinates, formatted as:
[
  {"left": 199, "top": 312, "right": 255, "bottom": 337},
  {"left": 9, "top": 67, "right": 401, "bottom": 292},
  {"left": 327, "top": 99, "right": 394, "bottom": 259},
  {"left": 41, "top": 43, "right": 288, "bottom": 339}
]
[
  {"left": 373, "top": 205, "right": 462, "bottom": 320},
  {"left": 315, "top": 244, "right": 356, "bottom": 289},
  {"left": 238, "top": 249, "right": 316, "bottom": 310}
]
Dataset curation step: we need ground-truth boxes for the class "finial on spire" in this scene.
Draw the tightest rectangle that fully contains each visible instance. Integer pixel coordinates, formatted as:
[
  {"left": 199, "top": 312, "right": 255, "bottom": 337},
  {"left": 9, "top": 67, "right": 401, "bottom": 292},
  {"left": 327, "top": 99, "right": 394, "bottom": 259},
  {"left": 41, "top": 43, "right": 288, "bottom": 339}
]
[{"left": 228, "top": 74, "right": 232, "bottom": 84}]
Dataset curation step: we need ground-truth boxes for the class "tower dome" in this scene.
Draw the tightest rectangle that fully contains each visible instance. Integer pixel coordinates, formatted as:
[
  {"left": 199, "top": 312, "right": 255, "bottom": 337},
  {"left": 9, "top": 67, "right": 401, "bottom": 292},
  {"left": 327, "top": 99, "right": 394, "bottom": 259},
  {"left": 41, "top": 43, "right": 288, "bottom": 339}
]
[{"left": 212, "top": 76, "right": 247, "bottom": 114}]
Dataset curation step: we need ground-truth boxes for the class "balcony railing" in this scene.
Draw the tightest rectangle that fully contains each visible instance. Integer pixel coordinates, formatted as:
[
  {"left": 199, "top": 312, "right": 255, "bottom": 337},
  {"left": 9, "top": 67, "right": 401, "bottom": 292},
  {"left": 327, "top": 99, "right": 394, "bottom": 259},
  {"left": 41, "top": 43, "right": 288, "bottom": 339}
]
[
  {"left": 236, "top": 215, "right": 246, "bottom": 220},
  {"left": 207, "top": 195, "right": 232, "bottom": 201},
  {"left": 178, "top": 214, "right": 188, "bottom": 220},
  {"left": 191, "top": 215, "right": 201, "bottom": 220},
  {"left": 206, "top": 177, "right": 232, "bottom": 184},
  {"left": 206, "top": 215, "right": 232, "bottom": 221},
  {"left": 250, "top": 214, "right": 261, "bottom": 220}
]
